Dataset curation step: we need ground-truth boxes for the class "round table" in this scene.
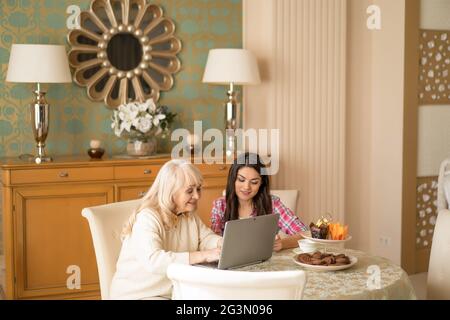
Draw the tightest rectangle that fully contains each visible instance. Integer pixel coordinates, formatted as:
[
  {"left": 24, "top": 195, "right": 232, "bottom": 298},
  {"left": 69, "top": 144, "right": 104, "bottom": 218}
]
[{"left": 236, "top": 248, "right": 417, "bottom": 300}]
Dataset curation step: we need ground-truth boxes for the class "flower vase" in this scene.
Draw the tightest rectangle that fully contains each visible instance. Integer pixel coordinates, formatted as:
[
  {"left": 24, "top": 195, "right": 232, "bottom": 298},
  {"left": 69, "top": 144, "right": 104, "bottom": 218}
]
[{"left": 126, "top": 136, "right": 157, "bottom": 157}]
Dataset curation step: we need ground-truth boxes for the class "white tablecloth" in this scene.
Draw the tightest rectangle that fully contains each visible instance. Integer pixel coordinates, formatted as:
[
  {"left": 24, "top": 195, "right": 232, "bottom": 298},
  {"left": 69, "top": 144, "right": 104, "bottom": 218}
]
[{"left": 236, "top": 248, "right": 417, "bottom": 300}]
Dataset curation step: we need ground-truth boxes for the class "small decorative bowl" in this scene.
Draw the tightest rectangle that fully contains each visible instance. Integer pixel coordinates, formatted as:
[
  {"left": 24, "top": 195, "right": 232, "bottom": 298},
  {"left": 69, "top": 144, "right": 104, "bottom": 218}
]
[
  {"left": 297, "top": 239, "right": 321, "bottom": 253},
  {"left": 88, "top": 148, "right": 105, "bottom": 159}
]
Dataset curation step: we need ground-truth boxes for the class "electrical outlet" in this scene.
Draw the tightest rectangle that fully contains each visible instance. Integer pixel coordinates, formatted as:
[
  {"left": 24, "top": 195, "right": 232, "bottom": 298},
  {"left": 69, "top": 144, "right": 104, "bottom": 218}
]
[{"left": 379, "top": 236, "right": 392, "bottom": 247}]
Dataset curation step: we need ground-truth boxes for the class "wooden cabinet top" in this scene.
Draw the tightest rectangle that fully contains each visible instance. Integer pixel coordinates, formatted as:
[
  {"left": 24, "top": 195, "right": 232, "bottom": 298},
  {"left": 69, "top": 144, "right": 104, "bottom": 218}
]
[
  {"left": 0, "top": 155, "right": 231, "bottom": 186},
  {"left": 0, "top": 155, "right": 172, "bottom": 170},
  {"left": 0, "top": 155, "right": 233, "bottom": 169}
]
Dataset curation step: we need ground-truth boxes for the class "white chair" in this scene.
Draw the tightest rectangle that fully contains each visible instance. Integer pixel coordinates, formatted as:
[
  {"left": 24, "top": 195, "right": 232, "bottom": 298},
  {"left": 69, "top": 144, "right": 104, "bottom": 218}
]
[
  {"left": 427, "top": 209, "right": 450, "bottom": 300},
  {"left": 167, "top": 263, "right": 306, "bottom": 300},
  {"left": 81, "top": 199, "right": 141, "bottom": 300},
  {"left": 271, "top": 189, "right": 299, "bottom": 213},
  {"left": 437, "top": 158, "right": 450, "bottom": 210},
  {"left": 410, "top": 159, "right": 450, "bottom": 299}
]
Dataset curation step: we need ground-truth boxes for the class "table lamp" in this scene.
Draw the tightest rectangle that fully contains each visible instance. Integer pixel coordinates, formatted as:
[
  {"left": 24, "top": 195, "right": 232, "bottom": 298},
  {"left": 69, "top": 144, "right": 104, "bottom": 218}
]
[
  {"left": 6, "top": 44, "right": 72, "bottom": 164},
  {"left": 202, "top": 49, "right": 260, "bottom": 156}
]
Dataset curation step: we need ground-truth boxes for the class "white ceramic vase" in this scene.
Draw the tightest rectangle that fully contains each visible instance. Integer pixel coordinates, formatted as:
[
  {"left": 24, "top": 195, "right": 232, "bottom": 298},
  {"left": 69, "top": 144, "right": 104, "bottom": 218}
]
[{"left": 126, "top": 136, "right": 157, "bottom": 157}]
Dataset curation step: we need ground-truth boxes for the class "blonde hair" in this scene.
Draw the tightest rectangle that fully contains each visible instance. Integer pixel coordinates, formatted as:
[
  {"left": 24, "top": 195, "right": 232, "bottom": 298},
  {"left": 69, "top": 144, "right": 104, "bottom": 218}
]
[{"left": 121, "top": 159, "right": 203, "bottom": 238}]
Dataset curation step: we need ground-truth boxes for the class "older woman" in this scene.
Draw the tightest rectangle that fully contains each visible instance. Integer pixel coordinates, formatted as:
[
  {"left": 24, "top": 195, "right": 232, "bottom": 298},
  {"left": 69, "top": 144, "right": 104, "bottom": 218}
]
[{"left": 110, "top": 159, "right": 222, "bottom": 300}]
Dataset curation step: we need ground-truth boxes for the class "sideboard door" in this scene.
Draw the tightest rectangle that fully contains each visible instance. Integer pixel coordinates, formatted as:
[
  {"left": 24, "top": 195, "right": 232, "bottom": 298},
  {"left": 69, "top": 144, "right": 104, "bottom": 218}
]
[{"left": 13, "top": 185, "right": 113, "bottom": 299}]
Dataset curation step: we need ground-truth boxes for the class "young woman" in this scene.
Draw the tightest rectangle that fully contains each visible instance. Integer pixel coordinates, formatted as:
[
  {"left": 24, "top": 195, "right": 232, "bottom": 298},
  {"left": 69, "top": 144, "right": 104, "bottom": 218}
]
[
  {"left": 110, "top": 159, "right": 222, "bottom": 300},
  {"left": 210, "top": 153, "right": 308, "bottom": 251}
]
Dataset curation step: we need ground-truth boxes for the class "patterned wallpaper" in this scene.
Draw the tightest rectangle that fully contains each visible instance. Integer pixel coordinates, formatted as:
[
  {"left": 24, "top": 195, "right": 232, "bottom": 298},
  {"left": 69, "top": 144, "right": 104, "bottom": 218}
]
[
  {"left": 416, "top": 177, "right": 439, "bottom": 250},
  {"left": 419, "top": 30, "right": 450, "bottom": 105},
  {"left": 0, "top": 0, "right": 242, "bottom": 158}
]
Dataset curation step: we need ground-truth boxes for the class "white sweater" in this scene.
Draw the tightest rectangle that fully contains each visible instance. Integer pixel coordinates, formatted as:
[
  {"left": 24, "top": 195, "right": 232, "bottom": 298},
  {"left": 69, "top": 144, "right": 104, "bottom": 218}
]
[{"left": 109, "top": 208, "right": 222, "bottom": 300}]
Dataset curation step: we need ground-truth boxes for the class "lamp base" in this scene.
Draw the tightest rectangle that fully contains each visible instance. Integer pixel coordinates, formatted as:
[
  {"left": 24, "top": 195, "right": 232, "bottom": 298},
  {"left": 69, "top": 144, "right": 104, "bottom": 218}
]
[
  {"left": 34, "top": 156, "right": 53, "bottom": 164},
  {"left": 18, "top": 154, "right": 52, "bottom": 164},
  {"left": 31, "top": 88, "right": 52, "bottom": 164}
]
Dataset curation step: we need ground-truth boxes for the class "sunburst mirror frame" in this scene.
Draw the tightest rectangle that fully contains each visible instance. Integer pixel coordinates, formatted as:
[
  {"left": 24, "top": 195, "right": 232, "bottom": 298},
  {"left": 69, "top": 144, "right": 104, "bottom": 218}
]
[{"left": 68, "top": 0, "right": 182, "bottom": 108}]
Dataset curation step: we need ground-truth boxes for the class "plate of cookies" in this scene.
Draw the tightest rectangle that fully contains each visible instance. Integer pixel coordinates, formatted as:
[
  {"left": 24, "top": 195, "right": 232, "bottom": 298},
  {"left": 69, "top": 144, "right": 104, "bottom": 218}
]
[{"left": 293, "top": 251, "right": 358, "bottom": 271}]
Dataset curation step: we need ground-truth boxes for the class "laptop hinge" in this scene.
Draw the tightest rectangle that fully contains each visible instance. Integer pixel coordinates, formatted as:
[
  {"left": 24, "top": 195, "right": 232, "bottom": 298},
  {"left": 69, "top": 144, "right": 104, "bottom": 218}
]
[{"left": 228, "top": 260, "right": 264, "bottom": 270}]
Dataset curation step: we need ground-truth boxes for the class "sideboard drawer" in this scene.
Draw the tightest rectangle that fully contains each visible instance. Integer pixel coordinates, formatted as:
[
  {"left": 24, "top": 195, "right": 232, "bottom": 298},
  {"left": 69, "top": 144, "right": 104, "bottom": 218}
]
[
  {"left": 114, "top": 165, "right": 160, "bottom": 180},
  {"left": 117, "top": 185, "right": 150, "bottom": 202},
  {"left": 10, "top": 167, "right": 114, "bottom": 184},
  {"left": 196, "top": 163, "right": 230, "bottom": 176}
]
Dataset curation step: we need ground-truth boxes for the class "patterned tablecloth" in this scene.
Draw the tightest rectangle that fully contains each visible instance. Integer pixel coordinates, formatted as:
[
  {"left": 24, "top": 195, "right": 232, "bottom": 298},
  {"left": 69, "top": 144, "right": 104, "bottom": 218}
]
[{"left": 236, "top": 248, "right": 417, "bottom": 300}]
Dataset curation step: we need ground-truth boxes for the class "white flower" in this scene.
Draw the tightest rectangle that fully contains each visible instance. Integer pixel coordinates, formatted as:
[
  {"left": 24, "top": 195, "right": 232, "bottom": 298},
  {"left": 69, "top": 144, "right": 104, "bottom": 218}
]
[
  {"left": 111, "top": 111, "right": 123, "bottom": 137},
  {"left": 120, "top": 119, "right": 133, "bottom": 133},
  {"left": 128, "top": 102, "right": 139, "bottom": 114},
  {"left": 146, "top": 99, "right": 157, "bottom": 113},
  {"left": 137, "top": 117, "right": 152, "bottom": 133},
  {"left": 132, "top": 117, "right": 140, "bottom": 128},
  {"left": 138, "top": 101, "right": 149, "bottom": 112},
  {"left": 112, "top": 99, "right": 174, "bottom": 138},
  {"left": 152, "top": 114, "right": 166, "bottom": 127}
]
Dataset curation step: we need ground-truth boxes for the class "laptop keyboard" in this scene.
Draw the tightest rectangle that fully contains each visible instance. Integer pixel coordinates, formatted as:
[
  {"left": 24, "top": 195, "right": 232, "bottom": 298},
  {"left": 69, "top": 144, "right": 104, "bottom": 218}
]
[{"left": 194, "top": 261, "right": 219, "bottom": 268}]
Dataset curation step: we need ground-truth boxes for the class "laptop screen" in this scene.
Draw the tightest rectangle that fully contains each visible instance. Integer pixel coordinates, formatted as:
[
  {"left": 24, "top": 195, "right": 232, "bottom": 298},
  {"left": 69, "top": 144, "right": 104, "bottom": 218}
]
[{"left": 217, "top": 213, "right": 280, "bottom": 270}]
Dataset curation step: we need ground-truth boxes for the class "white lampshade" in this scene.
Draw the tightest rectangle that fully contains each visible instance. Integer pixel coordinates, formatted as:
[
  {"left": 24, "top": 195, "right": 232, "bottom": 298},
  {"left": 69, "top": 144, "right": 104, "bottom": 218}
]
[
  {"left": 6, "top": 44, "right": 72, "bottom": 83},
  {"left": 202, "top": 49, "right": 261, "bottom": 85}
]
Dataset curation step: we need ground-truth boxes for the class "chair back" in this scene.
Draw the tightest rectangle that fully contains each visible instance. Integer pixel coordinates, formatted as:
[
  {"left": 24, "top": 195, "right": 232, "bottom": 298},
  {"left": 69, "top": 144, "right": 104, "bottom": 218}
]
[
  {"left": 427, "top": 209, "right": 450, "bottom": 299},
  {"left": 271, "top": 189, "right": 299, "bottom": 213},
  {"left": 167, "top": 263, "right": 306, "bottom": 300},
  {"left": 81, "top": 199, "right": 141, "bottom": 300},
  {"left": 438, "top": 159, "right": 450, "bottom": 210}
]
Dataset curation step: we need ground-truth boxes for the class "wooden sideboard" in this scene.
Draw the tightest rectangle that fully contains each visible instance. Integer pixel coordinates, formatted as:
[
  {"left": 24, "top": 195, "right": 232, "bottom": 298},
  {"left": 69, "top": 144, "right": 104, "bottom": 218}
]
[{"left": 0, "top": 155, "right": 229, "bottom": 300}]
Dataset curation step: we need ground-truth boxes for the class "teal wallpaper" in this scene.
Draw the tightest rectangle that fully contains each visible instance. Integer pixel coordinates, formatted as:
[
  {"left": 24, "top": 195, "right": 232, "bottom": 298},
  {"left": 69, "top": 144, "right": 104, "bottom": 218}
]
[{"left": 0, "top": 0, "right": 242, "bottom": 157}]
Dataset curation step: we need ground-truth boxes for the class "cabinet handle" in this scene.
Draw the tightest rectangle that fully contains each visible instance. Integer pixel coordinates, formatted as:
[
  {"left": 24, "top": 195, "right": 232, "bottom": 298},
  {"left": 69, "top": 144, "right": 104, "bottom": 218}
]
[
  {"left": 138, "top": 191, "right": 146, "bottom": 197},
  {"left": 219, "top": 166, "right": 227, "bottom": 171},
  {"left": 59, "top": 172, "right": 69, "bottom": 178},
  {"left": 144, "top": 169, "right": 152, "bottom": 175}
]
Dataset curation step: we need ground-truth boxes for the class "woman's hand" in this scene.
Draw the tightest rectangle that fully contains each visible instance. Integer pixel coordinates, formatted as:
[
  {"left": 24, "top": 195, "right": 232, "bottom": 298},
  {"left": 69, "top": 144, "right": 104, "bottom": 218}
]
[
  {"left": 204, "top": 248, "right": 221, "bottom": 263},
  {"left": 217, "top": 238, "right": 223, "bottom": 249},
  {"left": 189, "top": 247, "right": 222, "bottom": 264},
  {"left": 273, "top": 235, "right": 283, "bottom": 252}
]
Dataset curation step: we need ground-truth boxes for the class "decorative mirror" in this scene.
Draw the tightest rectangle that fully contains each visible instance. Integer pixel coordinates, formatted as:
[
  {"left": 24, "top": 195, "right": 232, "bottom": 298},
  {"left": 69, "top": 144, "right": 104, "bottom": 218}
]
[{"left": 68, "top": 0, "right": 182, "bottom": 108}]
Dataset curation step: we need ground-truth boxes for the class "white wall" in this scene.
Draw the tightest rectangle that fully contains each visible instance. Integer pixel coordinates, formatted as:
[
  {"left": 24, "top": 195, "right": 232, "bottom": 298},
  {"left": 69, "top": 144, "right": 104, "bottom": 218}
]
[
  {"left": 418, "top": 0, "right": 450, "bottom": 177},
  {"left": 421, "top": 0, "right": 450, "bottom": 30},
  {"left": 418, "top": 105, "right": 450, "bottom": 176},
  {"left": 347, "top": 0, "right": 407, "bottom": 264}
]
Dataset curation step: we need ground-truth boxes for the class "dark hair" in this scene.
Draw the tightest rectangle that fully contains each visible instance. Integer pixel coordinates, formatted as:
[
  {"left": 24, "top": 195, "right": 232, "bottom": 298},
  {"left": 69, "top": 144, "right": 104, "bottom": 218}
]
[{"left": 224, "top": 153, "right": 272, "bottom": 224}]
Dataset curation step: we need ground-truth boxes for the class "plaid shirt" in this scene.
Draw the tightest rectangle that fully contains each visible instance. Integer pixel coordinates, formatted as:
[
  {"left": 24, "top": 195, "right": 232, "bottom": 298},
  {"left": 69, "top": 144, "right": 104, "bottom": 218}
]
[{"left": 210, "top": 195, "right": 308, "bottom": 236}]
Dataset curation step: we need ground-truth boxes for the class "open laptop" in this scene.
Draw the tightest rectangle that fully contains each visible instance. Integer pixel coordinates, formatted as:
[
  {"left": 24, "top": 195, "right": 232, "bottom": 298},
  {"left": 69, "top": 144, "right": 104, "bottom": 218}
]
[{"left": 197, "top": 214, "right": 280, "bottom": 270}]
